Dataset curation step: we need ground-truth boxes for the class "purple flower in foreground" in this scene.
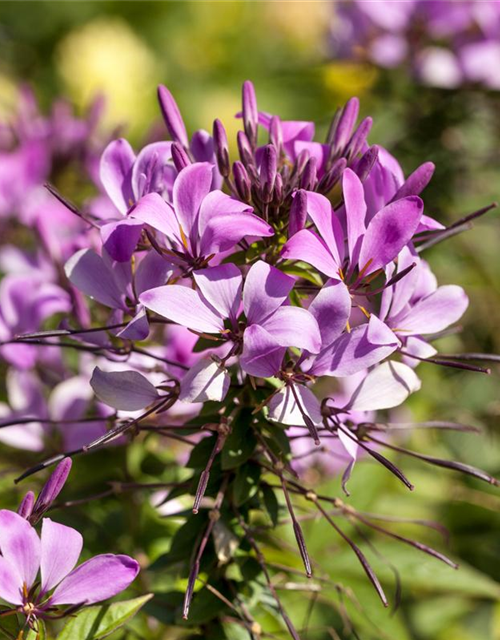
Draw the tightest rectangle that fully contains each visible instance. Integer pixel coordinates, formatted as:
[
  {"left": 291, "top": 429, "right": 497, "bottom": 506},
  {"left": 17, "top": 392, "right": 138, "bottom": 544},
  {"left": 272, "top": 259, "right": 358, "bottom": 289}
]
[
  {"left": 131, "top": 162, "right": 274, "bottom": 272},
  {"left": 282, "top": 170, "right": 423, "bottom": 283},
  {"left": 0, "top": 510, "right": 139, "bottom": 623},
  {"left": 138, "top": 260, "right": 321, "bottom": 401}
]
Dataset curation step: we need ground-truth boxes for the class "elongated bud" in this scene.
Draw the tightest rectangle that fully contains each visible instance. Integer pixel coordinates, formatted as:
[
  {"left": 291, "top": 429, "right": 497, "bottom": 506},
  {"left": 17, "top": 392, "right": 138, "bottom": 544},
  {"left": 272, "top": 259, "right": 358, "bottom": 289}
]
[
  {"left": 288, "top": 189, "right": 308, "bottom": 237},
  {"left": 18, "top": 491, "right": 35, "bottom": 519},
  {"left": 346, "top": 116, "right": 373, "bottom": 160},
  {"left": 237, "top": 130, "right": 254, "bottom": 168},
  {"left": 260, "top": 144, "right": 277, "bottom": 203},
  {"left": 392, "top": 161, "right": 435, "bottom": 201},
  {"left": 269, "top": 115, "right": 283, "bottom": 155},
  {"left": 242, "top": 80, "right": 258, "bottom": 147},
  {"left": 171, "top": 142, "right": 191, "bottom": 172},
  {"left": 273, "top": 172, "right": 284, "bottom": 205},
  {"left": 317, "top": 157, "right": 347, "bottom": 194},
  {"left": 326, "top": 107, "right": 342, "bottom": 146},
  {"left": 157, "top": 85, "right": 189, "bottom": 148},
  {"left": 213, "top": 118, "right": 230, "bottom": 178},
  {"left": 300, "top": 157, "right": 317, "bottom": 191},
  {"left": 233, "top": 161, "right": 251, "bottom": 202},
  {"left": 333, "top": 97, "right": 360, "bottom": 153},
  {"left": 356, "top": 145, "right": 379, "bottom": 182},
  {"left": 290, "top": 148, "right": 310, "bottom": 188},
  {"left": 30, "top": 458, "right": 72, "bottom": 523}
]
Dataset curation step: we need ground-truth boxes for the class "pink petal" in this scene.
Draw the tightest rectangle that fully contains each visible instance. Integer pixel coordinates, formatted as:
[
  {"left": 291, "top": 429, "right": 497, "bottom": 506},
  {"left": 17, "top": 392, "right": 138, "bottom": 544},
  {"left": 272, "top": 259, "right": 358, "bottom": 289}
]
[
  {"left": 179, "top": 359, "right": 230, "bottom": 403},
  {"left": 343, "top": 168, "right": 366, "bottom": 265},
  {"left": 172, "top": 163, "right": 213, "bottom": 241},
  {"left": 281, "top": 229, "right": 339, "bottom": 279},
  {"left": 240, "top": 324, "right": 286, "bottom": 378},
  {"left": 90, "top": 367, "right": 159, "bottom": 411},
  {"left": 243, "top": 261, "right": 295, "bottom": 324},
  {"left": 100, "top": 139, "right": 136, "bottom": 215},
  {"left": 261, "top": 306, "right": 321, "bottom": 354},
  {"left": 0, "top": 556, "right": 23, "bottom": 605},
  {"left": 64, "top": 249, "right": 124, "bottom": 310},
  {"left": 40, "top": 519, "right": 83, "bottom": 594},
  {"left": 200, "top": 212, "right": 274, "bottom": 256},
  {"left": 140, "top": 285, "right": 223, "bottom": 333},
  {"left": 100, "top": 219, "right": 144, "bottom": 263},
  {"left": 0, "top": 510, "right": 40, "bottom": 590},
  {"left": 305, "top": 191, "right": 344, "bottom": 266},
  {"left": 131, "top": 193, "right": 181, "bottom": 245},
  {"left": 395, "top": 285, "right": 468, "bottom": 335},
  {"left": 358, "top": 196, "right": 423, "bottom": 274},
  {"left": 193, "top": 264, "right": 242, "bottom": 320},
  {"left": 49, "top": 554, "right": 139, "bottom": 605},
  {"left": 308, "top": 280, "right": 352, "bottom": 348}
]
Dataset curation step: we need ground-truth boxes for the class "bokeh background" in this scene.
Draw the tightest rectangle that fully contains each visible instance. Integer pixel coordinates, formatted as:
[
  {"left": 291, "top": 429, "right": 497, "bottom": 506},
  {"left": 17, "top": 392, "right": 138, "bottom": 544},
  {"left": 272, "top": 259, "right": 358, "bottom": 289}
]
[{"left": 0, "top": 2, "right": 499, "bottom": 639}]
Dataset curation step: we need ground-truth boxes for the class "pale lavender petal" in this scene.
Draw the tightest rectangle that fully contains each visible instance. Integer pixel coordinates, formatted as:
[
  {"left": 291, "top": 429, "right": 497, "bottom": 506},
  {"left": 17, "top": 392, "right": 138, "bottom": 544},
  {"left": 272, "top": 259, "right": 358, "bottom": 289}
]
[
  {"left": 261, "top": 306, "right": 321, "bottom": 353},
  {"left": 358, "top": 196, "right": 423, "bottom": 274},
  {"left": 308, "top": 280, "right": 352, "bottom": 348},
  {"left": 0, "top": 556, "right": 23, "bottom": 605},
  {"left": 310, "top": 316, "right": 399, "bottom": 377},
  {"left": 343, "top": 168, "right": 366, "bottom": 264},
  {"left": 281, "top": 229, "right": 339, "bottom": 279},
  {"left": 100, "top": 219, "right": 144, "bottom": 263},
  {"left": 243, "top": 261, "right": 295, "bottom": 324},
  {"left": 139, "top": 285, "right": 223, "bottom": 333},
  {"left": 49, "top": 554, "right": 139, "bottom": 605},
  {"left": 338, "top": 425, "right": 358, "bottom": 461},
  {"left": 65, "top": 249, "right": 124, "bottom": 309},
  {"left": 395, "top": 285, "right": 468, "bottom": 335},
  {"left": 116, "top": 306, "right": 150, "bottom": 341},
  {"left": 198, "top": 190, "right": 252, "bottom": 238},
  {"left": 179, "top": 359, "right": 230, "bottom": 403},
  {"left": 131, "top": 141, "right": 174, "bottom": 201},
  {"left": 388, "top": 246, "right": 420, "bottom": 318},
  {"left": 90, "top": 367, "right": 159, "bottom": 411},
  {"left": 193, "top": 264, "right": 242, "bottom": 320},
  {"left": 0, "top": 510, "right": 40, "bottom": 590},
  {"left": 305, "top": 191, "right": 344, "bottom": 266},
  {"left": 157, "top": 85, "right": 189, "bottom": 148},
  {"left": 131, "top": 193, "right": 181, "bottom": 244},
  {"left": 345, "top": 362, "right": 421, "bottom": 411},
  {"left": 240, "top": 324, "right": 285, "bottom": 378},
  {"left": 135, "top": 251, "right": 174, "bottom": 296},
  {"left": 200, "top": 212, "right": 274, "bottom": 256},
  {"left": 403, "top": 336, "right": 437, "bottom": 365},
  {"left": 100, "top": 139, "right": 136, "bottom": 214},
  {"left": 268, "top": 385, "right": 322, "bottom": 426},
  {"left": 40, "top": 519, "right": 83, "bottom": 593},
  {"left": 172, "top": 163, "right": 213, "bottom": 240}
]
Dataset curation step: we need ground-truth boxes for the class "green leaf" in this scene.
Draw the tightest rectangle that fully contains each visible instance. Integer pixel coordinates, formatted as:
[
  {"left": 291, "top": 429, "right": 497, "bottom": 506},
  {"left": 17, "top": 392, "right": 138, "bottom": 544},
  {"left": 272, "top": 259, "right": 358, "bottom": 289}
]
[
  {"left": 221, "top": 413, "right": 257, "bottom": 470},
  {"left": 261, "top": 483, "right": 280, "bottom": 527},
  {"left": 57, "top": 594, "right": 153, "bottom": 640},
  {"left": 187, "top": 435, "right": 218, "bottom": 469},
  {"left": 233, "top": 462, "right": 261, "bottom": 506}
]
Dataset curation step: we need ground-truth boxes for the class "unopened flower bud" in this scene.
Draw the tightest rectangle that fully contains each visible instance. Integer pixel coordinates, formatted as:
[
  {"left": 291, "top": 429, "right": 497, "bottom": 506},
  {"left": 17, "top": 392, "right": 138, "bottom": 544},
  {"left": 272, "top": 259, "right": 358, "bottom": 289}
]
[
  {"left": 269, "top": 115, "right": 283, "bottom": 155},
  {"left": 356, "top": 145, "right": 379, "bottom": 182},
  {"left": 317, "top": 157, "right": 347, "bottom": 194},
  {"left": 213, "top": 118, "right": 230, "bottom": 178},
  {"left": 30, "top": 458, "right": 72, "bottom": 524},
  {"left": 157, "top": 85, "right": 189, "bottom": 148},
  {"left": 273, "top": 172, "right": 284, "bottom": 205},
  {"left": 346, "top": 116, "right": 373, "bottom": 160},
  {"left": 260, "top": 144, "right": 277, "bottom": 203},
  {"left": 289, "top": 189, "right": 308, "bottom": 237},
  {"left": 171, "top": 142, "right": 191, "bottom": 172},
  {"left": 333, "top": 97, "right": 360, "bottom": 153},
  {"left": 18, "top": 491, "right": 35, "bottom": 519},
  {"left": 237, "top": 130, "right": 254, "bottom": 168},
  {"left": 300, "top": 157, "right": 317, "bottom": 190},
  {"left": 233, "top": 161, "right": 251, "bottom": 202},
  {"left": 242, "top": 80, "right": 258, "bottom": 148},
  {"left": 392, "top": 161, "right": 435, "bottom": 200}
]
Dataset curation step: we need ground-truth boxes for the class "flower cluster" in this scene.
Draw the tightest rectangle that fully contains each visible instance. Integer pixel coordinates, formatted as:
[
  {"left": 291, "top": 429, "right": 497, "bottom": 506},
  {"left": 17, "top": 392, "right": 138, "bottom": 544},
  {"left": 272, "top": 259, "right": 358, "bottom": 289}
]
[
  {"left": 332, "top": 0, "right": 500, "bottom": 90},
  {"left": 0, "top": 80, "right": 497, "bottom": 632}
]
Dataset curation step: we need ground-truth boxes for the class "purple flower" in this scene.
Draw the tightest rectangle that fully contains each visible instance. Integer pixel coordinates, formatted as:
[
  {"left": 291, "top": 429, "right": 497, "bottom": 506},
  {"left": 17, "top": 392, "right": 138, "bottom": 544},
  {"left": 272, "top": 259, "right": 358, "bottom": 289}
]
[
  {"left": 281, "top": 171, "right": 423, "bottom": 282},
  {"left": 139, "top": 260, "right": 321, "bottom": 400},
  {"left": 0, "top": 510, "right": 139, "bottom": 621},
  {"left": 131, "top": 163, "right": 274, "bottom": 272}
]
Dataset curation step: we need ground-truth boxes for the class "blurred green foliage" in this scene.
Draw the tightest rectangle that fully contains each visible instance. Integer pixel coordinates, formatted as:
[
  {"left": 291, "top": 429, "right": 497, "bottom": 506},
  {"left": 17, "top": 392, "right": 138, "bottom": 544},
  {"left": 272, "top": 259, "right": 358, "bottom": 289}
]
[{"left": 0, "top": 2, "right": 499, "bottom": 639}]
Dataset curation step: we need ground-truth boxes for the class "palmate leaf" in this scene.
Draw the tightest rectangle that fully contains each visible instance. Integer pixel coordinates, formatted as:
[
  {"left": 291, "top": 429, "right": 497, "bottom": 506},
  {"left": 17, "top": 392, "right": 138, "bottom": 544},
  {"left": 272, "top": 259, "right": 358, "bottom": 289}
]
[{"left": 56, "top": 595, "right": 152, "bottom": 640}]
